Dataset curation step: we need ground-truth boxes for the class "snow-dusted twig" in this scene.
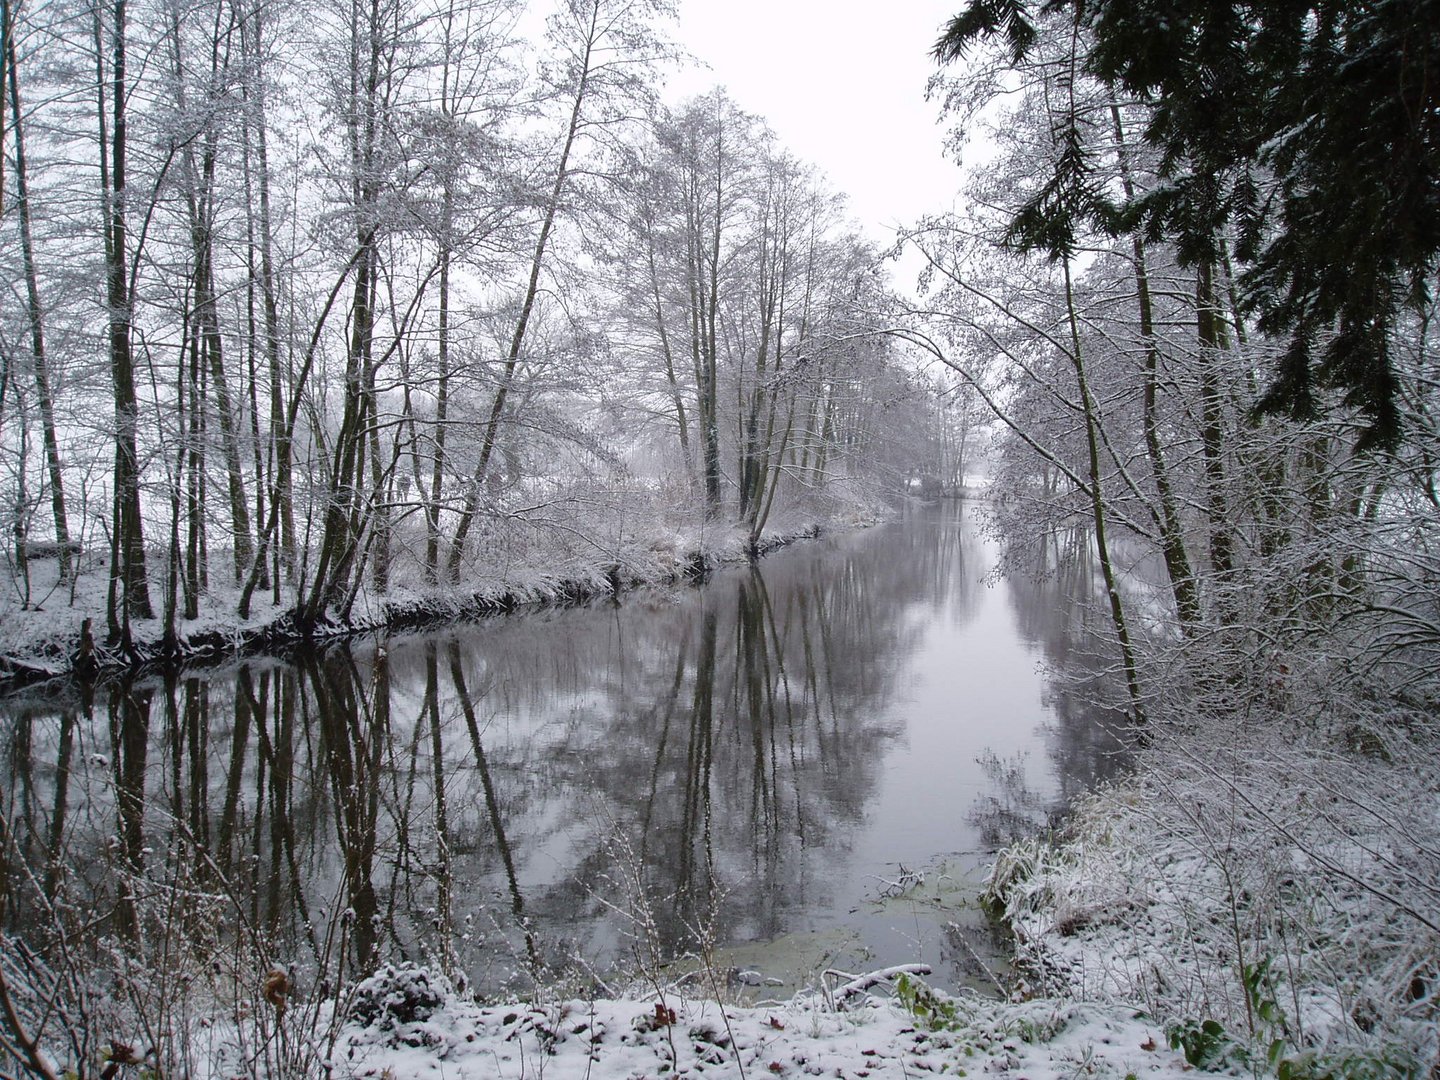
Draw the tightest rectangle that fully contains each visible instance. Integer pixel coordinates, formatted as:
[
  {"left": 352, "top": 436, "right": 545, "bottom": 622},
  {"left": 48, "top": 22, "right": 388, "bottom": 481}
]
[{"left": 824, "top": 964, "right": 934, "bottom": 1004}]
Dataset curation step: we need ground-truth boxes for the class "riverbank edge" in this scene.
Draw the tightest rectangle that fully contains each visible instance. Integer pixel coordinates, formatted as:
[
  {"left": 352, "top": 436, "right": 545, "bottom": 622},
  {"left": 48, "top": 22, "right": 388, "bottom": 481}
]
[
  {"left": 0, "top": 518, "right": 851, "bottom": 696},
  {"left": 282, "top": 961, "right": 1194, "bottom": 1080},
  {"left": 974, "top": 726, "right": 1440, "bottom": 1079}
]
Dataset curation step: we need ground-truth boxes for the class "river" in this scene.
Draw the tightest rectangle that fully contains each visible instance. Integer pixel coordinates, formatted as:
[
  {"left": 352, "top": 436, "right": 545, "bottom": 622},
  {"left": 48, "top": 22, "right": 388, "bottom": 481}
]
[{"left": 0, "top": 501, "right": 1127, "bottom": 1000}]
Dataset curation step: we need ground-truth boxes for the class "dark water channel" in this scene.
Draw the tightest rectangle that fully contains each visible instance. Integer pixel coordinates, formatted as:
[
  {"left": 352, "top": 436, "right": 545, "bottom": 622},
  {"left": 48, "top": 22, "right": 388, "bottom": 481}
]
[{"left": 1, "top": 503, "right": 1126, "bottom": 999}]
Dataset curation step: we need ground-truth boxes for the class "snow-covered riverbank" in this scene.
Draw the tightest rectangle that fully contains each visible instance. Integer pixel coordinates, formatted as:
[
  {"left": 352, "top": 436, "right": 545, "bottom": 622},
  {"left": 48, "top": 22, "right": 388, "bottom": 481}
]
[
  {"left": 190, "top": 961, "right": 1194, "bottom": 1080},
  {"left": 0, "top": 513, "right": 862, "bottom": 691},
  {"left": 978, "top": 707, "right": 1440, "bottom": 1079}
]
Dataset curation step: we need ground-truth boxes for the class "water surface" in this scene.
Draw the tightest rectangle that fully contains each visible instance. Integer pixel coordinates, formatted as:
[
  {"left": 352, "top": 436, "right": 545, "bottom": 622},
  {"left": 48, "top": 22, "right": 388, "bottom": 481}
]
[{"left": 1, "top": 502, "right": 1125, "bottom": 997}]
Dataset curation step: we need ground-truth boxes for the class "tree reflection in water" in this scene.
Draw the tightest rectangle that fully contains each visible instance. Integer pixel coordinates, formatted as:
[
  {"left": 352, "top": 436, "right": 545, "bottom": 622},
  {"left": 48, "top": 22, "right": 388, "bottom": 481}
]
[
  {"left": 1, "top": 504, "right": 1128, "bottom": 997},
  {"left": 974, "top": 523, "right": 1134, "bottom": 850}
]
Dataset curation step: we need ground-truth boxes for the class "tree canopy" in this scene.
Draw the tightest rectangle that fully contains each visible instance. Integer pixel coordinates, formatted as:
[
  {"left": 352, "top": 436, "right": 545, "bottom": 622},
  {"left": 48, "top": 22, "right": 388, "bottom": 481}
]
[{"left": 935, "top": 0, "right": 1440, "bottom": 448}]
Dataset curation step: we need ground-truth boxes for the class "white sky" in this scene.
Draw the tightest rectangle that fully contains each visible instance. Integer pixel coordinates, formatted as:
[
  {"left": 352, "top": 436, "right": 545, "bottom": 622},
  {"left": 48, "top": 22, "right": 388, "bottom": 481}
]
[{"left": 664, "top": 0, "right": 964, "bottom": 250}]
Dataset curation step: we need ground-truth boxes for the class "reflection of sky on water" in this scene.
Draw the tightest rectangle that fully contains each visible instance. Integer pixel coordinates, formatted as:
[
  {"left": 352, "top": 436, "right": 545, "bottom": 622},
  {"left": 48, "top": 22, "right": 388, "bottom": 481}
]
[{"left": 1, "top": 502, "right": 1125, "bottom": 997}]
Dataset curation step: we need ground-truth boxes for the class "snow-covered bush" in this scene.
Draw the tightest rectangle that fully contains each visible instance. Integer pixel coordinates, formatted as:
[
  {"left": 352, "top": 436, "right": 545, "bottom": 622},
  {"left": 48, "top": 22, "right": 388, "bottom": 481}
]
[
  {"left": 348, "top": 963, "right": 450, "bottom": 1031},
  {"left": 984, "top": 711, "right": 1440, "bottom": 1077}
]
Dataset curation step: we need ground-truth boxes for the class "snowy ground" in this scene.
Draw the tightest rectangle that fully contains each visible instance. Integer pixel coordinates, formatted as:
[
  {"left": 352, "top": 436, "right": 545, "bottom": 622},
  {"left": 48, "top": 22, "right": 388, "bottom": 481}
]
[
  {"left": 241, "top": 963, "right": 1194, "bottom": 1080},
  {"left": 977, "top": 708, "right": 1440, "bottom": 1079}
]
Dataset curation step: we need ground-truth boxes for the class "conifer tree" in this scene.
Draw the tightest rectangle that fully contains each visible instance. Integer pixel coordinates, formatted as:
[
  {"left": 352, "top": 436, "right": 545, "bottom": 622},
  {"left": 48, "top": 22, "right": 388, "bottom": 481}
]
[{"left": 935, "top": 0, "right": 1440, "bottom": 448}]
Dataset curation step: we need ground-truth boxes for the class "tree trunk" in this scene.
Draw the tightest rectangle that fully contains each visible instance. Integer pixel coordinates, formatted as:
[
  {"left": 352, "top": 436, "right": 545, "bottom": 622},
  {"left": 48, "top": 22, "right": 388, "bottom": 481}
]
[
  {"left": 304, "top": 0, "right": 387, "bottom": 619},
  {"left": 305, "top": 242, "right": 376, "bottom": 618},
  {"left": 426, "top": 235, "right": 451, "bottom": 585},
  {"left": 1064, "top": 259, "right": 1145, "bottom": 726},
  {"left": 99, "top": 0, "right": 154, "bottom": 643},
  {"left": 185, "top": 313, "right": 204, "bottom": 620},
  {"left": 6, "top": 36, "right": 72, "bottom": 583},
  {"left": 238, "top": 244, "right": 369, "bottom": 620},
  {"left": 700, "top": 122, "right": 724, "bottom": 516},
  {"left": 239, "top": 0, "right": 293, "bottom": 581},
  {"left": 197, "top": 228, "right": 256, "bottom": 584},
  {"left": 641, "top": 204, "right": 692, "bottom": 479},
  {"left": 740, "top": 183, "right": 782, "bottom": 527},
  {"left": 1108, "top": 101, "right": 1198, "bottom": 626},
  {"left": 367, "top": 267, "right": 389, "bottom": 595},
  {"left": 1196, "top": 257, "right": 1235, "bottom": 578},
  {"left": 170, "top": 4, "right": 255, "bottom": 587}
]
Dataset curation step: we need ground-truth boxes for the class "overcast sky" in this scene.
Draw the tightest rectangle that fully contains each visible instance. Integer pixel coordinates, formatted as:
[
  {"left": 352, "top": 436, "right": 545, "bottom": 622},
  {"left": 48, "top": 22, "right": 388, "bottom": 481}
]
[{"left": 664, "top": 0, "right": 964, "bottom": 249}]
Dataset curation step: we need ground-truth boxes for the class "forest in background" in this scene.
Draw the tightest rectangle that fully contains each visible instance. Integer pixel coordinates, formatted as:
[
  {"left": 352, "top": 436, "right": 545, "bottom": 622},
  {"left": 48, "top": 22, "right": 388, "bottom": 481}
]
[{"left": 0, "top": 0, "right": 975, "bottom": 665}]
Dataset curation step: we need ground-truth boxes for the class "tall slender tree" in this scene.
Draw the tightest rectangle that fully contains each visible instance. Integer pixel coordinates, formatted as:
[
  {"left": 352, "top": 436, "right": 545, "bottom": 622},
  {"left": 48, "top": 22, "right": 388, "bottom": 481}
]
[
  {"left": 98, "top": 0, "right": 154, "bottom": 642},
  {"left": 6, "top": 18, "right": 72, "bottom": 582},
  {"left": 447, "top": 0, "right": 675, "bottom": 575}
]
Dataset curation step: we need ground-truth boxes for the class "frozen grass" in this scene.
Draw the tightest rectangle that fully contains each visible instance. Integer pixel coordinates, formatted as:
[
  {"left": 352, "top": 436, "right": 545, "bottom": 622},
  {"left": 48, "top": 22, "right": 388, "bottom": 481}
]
[{"left": 982, "top": 705, "right": 1440, "bottom": 1079}]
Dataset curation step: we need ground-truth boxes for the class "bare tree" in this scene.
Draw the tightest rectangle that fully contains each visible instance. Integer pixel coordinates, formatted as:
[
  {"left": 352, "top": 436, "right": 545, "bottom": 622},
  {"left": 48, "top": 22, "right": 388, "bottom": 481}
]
[
  {"left": 5, "top": 12, "right": 72, "bottom": 584},
  {"left": 97, "top": 0, "right": 155, "bottom": 644},
  {"left": 446, "top": 0, "right": 676, "bottom": 575}
]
